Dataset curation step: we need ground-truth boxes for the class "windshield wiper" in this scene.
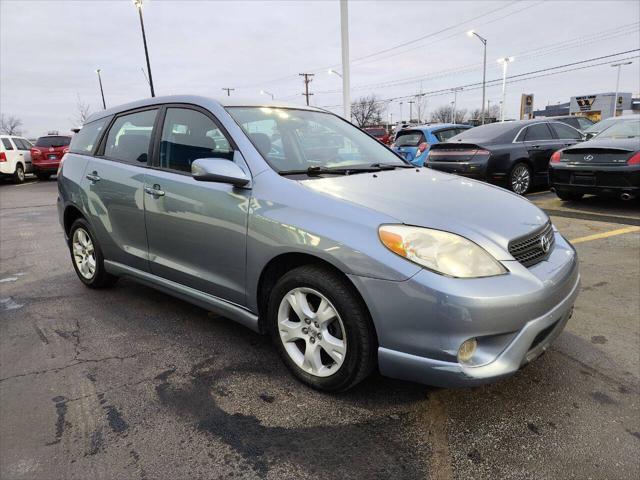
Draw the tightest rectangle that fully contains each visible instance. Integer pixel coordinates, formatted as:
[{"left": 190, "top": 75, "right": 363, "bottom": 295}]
[
  {"left": 368, "top": 162, "right": 414, "bottom": 169},
  {"left": 279, "top": 163, "right": 412, "bottom": 177}
]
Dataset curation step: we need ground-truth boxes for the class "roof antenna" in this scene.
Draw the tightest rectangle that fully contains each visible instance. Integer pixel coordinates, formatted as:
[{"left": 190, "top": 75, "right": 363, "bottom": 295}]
[{"left": 140, "top": 67, "right": 151, "bottom": 87}]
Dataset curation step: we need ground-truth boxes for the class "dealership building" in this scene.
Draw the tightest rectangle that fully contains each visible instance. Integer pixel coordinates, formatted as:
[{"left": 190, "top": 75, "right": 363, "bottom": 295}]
[{"left": 533, "top": 92, "right": 639, "bottom": 120}]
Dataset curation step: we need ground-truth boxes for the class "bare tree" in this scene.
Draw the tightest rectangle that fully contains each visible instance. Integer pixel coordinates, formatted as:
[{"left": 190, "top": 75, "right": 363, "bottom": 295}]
[
  {"left": 0, "top": 114, "right": 23, "bottom": 135},
  {"left": 470, "top": 104, "right": 501, "bottom": 122},
  {"left": 430, "top": 105, "right": 467, "bottom": 123},
  {"left": 73, "top": 95, "right": 92, "bottom": 126},
  {"left": 351, "top": 95, "right": 383, "bottom": 127}
]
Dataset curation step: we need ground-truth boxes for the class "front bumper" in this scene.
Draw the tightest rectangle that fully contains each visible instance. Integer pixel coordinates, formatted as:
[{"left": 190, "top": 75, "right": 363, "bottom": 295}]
[{"left": 348, "top": 231, "right": 580, "bottom": 387}]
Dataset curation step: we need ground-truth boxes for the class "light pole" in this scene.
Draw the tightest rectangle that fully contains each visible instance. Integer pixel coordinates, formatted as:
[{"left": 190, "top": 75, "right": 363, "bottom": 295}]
[
  {"left": 132, "top": 0, "right": 155, "bottom": 97},
  {"left": 399, "top": 101, "right": 404, "bottom": 124},
  {"left": 451, "top": 87, "right": 463, "bottom": 123},
  {"left": 610, "top": 61, "right": 632, "bottom": 117},
  {"left": 260, "top": 90, "right": 275, "bottom": 100},
  {"left": 497, "top": 56, "right": 514, "bottom": 122},
  {"left": 328, "top": 68, "right": 343, "bottom": 78},
  {"left": 339, "top": 0, "right": 351, "bottom": 121},
  {"left": 95, "top": 69, "right": 106, "bottom": 110},
  {"left": 467, "top": 30, "right": 487, "bottom": 124}
]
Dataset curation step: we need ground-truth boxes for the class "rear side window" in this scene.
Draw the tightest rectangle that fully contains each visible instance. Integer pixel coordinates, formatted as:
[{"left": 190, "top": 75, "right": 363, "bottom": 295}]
[
  {"left": 2, "top": 138, "right": 14, "bottom": 150},
  {"left": 104, "top": 109, "right": 157, "bottom": 164},
  {"left": 159, "top": 108, "right": 233, "bottom": 172},
  {"left": 13, "top": 138, "right": 30, "bottom": 150},
  {"left": 550, "top": 123, "right": 582, "bottom": 140},
  {"left": 35, "top": 136, "right": 71, "bottom": 147},
  {"left": 70, "top": 118, "right": 108, "bottom": 154},
  {"left": 523, "top": 123, "right": 553, "bottom": 141},
  {"left": 395, "top": 130, "right": 425, "bottom": 147}
]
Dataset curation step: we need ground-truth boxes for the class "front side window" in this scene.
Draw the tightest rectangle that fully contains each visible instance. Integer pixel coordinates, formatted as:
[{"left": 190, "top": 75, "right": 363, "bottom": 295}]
[
  {"left": 524, "top": 123, "right": 553, "bottom": 141},
  {"left": 35, "top": 136, "right": 71, "bottom": 148},
  {"left": 227, "top": 107, "right": 406, "bottom": 172},
  {"left": 550, "top": 123, "right": 582, "bottom": 140},
  {"left": 2, "top": 138, "right": 14, "bottom": 150},
  {"left": 159, "top": 108, "right": 233, "bottom": 172},
  {"left": 104, "top": 109, "right": 157, "bottom": 164},
  {"left": 70, "top": 117, "right": 108, "bottom": 154}
]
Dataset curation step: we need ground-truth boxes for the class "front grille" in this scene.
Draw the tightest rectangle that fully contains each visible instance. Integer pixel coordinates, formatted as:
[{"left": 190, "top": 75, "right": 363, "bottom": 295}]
[
  {"left": 530, "top": 319, "right": 559, "bottom": 351},
  {"left": 508, "top": 222, "right": 555, "bottom": 267}
]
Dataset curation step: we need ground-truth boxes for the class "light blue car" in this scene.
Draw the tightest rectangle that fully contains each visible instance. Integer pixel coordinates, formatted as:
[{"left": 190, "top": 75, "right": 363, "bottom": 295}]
[{"left": 392, "top": 123, "right": 472, "bottom": 166}]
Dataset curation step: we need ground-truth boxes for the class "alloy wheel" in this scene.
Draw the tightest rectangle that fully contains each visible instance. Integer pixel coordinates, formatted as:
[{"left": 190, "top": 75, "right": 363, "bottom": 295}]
[
  {"left": 277, "top": 287, "right": 347, "bottom": 377},
  {"left": 511, "top": 164, "right": 530, "bottom": 195},
  {"left": 72, "top": 228, "right": 96, "bottom": 279}
]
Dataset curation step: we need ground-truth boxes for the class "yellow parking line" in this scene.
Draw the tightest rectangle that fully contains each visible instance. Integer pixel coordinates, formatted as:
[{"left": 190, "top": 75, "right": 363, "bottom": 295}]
[{"left": 570, "top": 226, "right": 640, "bottom": 244}]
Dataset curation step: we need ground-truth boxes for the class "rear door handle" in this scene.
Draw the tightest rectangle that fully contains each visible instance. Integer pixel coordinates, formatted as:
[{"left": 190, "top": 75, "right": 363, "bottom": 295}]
[
  {"left": 144, "top": 185, "right": 165, "bottom": 197},
  {"left": 86, "top": 173, "right": 101, "bottom": 182}
]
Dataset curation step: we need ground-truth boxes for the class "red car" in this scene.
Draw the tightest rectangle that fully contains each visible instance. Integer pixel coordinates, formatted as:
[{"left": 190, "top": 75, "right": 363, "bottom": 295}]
[
  {"left": 30, "top": 135, "right": 71, "bottom": 180},
  {"left": 363, "top": 126, "right": 391, "bottom": 145}
]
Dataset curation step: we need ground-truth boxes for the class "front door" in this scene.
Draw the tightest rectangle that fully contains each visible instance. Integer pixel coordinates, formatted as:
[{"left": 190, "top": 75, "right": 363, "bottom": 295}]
[
  {"left": 143, "top": 106, "right": 250, "bottom": 306},
  {"left": 84, "top": 108, "right": 158, "bottom": 273}
]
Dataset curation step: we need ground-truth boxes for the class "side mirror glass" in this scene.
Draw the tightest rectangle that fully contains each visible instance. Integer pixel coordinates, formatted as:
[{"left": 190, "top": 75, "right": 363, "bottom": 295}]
[{"left": 191, "top": 157, "right": 250, "bottom": 187}]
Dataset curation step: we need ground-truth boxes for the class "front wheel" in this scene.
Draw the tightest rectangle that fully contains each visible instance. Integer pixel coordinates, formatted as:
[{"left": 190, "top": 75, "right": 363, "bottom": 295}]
[
  {"left": 509, "top": 162, "right": 532, "bottom": 195},
  {"left": 13, "top": 164, "right": 25, "bottom": 184},
  {"left": 69, "top": 218, "right": 117, "bottom": 288},
  {"left": 268, "top": 265, "right": 376, "bottom": 392}
]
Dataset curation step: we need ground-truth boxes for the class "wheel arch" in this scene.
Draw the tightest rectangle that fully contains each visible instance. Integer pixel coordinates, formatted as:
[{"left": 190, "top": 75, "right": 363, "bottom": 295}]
[{"left": 63, "top": 204, "right": 86, "bottom": 238}]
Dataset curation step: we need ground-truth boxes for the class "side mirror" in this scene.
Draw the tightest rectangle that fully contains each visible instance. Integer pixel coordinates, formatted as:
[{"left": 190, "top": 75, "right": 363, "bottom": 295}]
[
  {"left": 584, "top": 132, "right": 595, "bottom": 141},
  {"left": 191, "top": 158, "right": 250, "bottom": 187}
]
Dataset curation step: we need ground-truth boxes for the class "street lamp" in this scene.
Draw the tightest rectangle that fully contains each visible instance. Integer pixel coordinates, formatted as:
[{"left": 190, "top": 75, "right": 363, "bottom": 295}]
[
  {"left": 339, "top": 0, "right": 351, "bottom": 122},
  {"left": 497, "top": 56, "right": 514, "bottom": 122},
  {"left": 451, "top": 87, "right": 463, "bottom": 123},
  {"left": 467, "top": 30, "right": 487, "bottom": 124},
  {"left": 132, "top": 0, "right": 155, "bottom": 97},
  {"left": 95, "top": 69, "right": 106, "bottom": 110},
  {"left": 327, "top": 68, "right": 343, "bottom": 78},
  {"left": 260, "top": 90, "right": 275, "bottom": 100},
  {"left": 610, "top": 61, "right": 632, "bottom": 117},
  {"left": 399, "top": 101, "right": 404, "bottom": 124}
]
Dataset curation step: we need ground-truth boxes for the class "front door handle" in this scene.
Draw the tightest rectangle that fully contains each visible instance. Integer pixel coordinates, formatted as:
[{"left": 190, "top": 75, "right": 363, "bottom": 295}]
[
  {"left": 86, "top": 172, "right": 101, "bottom": 182},
  {"left": 144, "top": 185, "right": 165, "bottom": 197}
]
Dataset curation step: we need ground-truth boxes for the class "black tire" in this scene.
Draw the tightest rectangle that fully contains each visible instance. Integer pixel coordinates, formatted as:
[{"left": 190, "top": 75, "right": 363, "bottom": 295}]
[
  {"left": 68, "top": 218, "right": 117, "bottom": 288},
  {"left": 508, "top": 162, "right": 532, "bottom": 195},
  {"left": 36, "top": 172, "right": 51, "bottom": 181},
  {"left": 555, "top": 190, "right": 583, "bottom": 201},
  {"left": 268, "top": 264, "right": 377, "bottom": 392},
  {"left": 13, "top": 163, "right": 25, "bottom": 184}
]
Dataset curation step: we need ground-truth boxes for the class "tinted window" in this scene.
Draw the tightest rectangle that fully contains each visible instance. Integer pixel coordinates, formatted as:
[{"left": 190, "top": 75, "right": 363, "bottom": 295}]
[
  {"left": 448, "top": 122, "right": 518, "bottom": 143},
  {"left": 524, "top": 123, "right": 553, "bottom": 141},
  {"left": 70, "top": 118, "right": 108, "bottom": 154},
  {"left": 433, "top": 128, "right": 458, "bottom": 142},
  {"left": 159, "top": 108, "right": 233, "bottom": 172},
  {"left": 2, "top": 138, "right": 14, "bottom": 150},
  {"left": 104, "top": 109, "right": 157, "bottom": 164},
  {"left": 395, "top": 130, "right": 425, "bottom": 146},
  {"left": 35, "top": 136, "right": 71, "bottom": 147},
  {"left": 576, "top": 117, "right": 594, "bottom": 130},
  {"left": 365, "top": 128, "right": 386, "bottom": 137},
  {"left": 550, "top": 123, "right": 582, "bottom": 140},
  {"left": 13, "top": 138, "right": 30, "bottom": 150}
]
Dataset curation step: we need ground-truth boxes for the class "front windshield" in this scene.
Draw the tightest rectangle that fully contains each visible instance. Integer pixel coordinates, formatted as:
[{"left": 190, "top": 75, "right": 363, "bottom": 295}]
[
  {"left": 595, "top": 119, "right": 640, "bottom": 139},
  {"left": 226, "top": 107, "right": 406, "bottom": 172}
]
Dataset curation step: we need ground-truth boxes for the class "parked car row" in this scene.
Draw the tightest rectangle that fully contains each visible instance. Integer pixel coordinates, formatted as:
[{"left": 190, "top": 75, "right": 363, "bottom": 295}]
[{"left": 0, "top": 134, "right": 71, "bottom": 183}]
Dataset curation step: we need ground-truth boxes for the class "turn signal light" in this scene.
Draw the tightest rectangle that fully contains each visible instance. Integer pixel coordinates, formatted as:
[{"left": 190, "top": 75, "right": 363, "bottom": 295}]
[
  {"left": 628, "top": 152, "right": 640, "bottom": 165},
  {"left": 550, "top": 150, "right": 562, "bottom": 163}
]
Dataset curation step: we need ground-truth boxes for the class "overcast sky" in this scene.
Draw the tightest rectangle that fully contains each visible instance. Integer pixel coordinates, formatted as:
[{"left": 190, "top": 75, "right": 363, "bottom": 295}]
[{"left": 1, "top": 0, "right": 639, "bottom": 137}]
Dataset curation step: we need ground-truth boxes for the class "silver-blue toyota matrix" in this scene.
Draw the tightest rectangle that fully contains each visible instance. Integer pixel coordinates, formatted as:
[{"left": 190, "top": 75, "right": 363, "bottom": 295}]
[{"left": 58, "top": 96, "right": 580, "bottom": 391}]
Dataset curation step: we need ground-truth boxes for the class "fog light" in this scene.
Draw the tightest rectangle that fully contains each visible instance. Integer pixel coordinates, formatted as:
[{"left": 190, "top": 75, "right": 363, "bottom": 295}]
[{"left": 458, "top": 338, "right": 477, "bottom": 363}]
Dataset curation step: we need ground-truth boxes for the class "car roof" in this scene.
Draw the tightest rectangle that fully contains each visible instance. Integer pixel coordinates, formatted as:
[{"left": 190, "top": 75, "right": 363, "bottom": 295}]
[
  {"left": 84, "top": 95, "right": 326, "bottom": 125},
  {"left": 400, "top": 123, "right": 470, "bottom": 132}
]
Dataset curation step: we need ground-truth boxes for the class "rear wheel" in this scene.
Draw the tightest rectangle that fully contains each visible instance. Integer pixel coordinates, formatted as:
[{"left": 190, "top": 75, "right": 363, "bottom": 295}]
[
  {"left": 36, "top": 172, "right": 50, "bottom": 181},
  {"left": 268, "top": 264, "right": 376, "bottom": 392},
  {"left": 509, "top": 162, "right": 532, "bottom": 195},
  {"left": 555, "top": 190, "right": 583, "bottom": 201},
  {"left": 69, "top": 218, "right": 117, "bottom": 288},
  {"left": 13, "top": 164, "right": 25, "bottom": 184}
]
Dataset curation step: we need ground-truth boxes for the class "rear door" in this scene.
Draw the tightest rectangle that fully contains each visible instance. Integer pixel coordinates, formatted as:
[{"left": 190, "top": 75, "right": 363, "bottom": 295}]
[
  {"left": 549, "top": 122, "right": 583, "bottom": 149},
  {"left": 85, "top": 108, "right": 158, "bottom": 273},
  {"left": 521, "top": 123, "right": 557, "bottom": 174},
  {"left": 143, "top": 105, "right": 250, "bottom": 305}
]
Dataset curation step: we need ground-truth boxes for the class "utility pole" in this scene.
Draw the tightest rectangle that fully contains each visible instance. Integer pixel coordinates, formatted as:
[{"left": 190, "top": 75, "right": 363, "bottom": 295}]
[
  {"left": 95, "top": 69, "right": 106, "bottom": 110},
  {"left": 299, "top": 73, "right": 315, "bottom": 106},
  {"left": 451, "top": 87, "right": 463, "bottom": 123},
  {"left": 339, "top": 0, "right": 351, "bottom": 121},
  {"left": 222, "top": 87, "right": 235, "bottom": 97},
  {"left": 399, "top": 101, "right": 403, "bottom": 123},
  {"left": 467, "top": 30, "right": 487, "bottom": 124},
  {"left": 408, "top": 100, "right": 415, "bottom": 122}
]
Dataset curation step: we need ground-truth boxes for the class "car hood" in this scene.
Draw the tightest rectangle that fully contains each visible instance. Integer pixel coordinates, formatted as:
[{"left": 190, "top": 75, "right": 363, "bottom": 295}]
[
  {"left": 300, "top": 168, "right": 549, "bottom": 260},
  {"left": 564, "top": 137, "right": 640, "bottom": 152}
]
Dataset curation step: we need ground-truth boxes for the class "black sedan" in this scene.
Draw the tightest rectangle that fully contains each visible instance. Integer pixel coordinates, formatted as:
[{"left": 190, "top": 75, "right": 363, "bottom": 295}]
[
  {"left": 549, "top": 117, "right": 640, "bottom": 201},
  {"left": 426, "top": 119, "right": 583, "bottom": 195}
]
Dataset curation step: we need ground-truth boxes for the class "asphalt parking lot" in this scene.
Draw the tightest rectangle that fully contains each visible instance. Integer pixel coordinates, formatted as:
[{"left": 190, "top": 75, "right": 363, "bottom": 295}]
[{"left": 1, "top": 178, "right": 639, "bottom": 480}]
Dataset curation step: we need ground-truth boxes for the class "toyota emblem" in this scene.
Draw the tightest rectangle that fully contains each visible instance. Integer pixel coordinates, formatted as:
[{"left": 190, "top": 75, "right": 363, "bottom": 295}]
[
  {"left": 540, "top": 234, "right": 551, "bottom": 253},
  {"left": 584, "top": 154, "right": 594, "bottom": 161}
]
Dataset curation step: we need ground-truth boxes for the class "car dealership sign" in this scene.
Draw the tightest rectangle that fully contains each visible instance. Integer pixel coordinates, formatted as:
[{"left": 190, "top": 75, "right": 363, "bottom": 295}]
[{"left": 570, "top": 92, "right": 631, "bottom": 117}]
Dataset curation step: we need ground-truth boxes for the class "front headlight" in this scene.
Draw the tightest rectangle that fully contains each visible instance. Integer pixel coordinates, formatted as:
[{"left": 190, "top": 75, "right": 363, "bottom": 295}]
[{"left": 379, "top": 225, "right": 507, "bottom": 278}]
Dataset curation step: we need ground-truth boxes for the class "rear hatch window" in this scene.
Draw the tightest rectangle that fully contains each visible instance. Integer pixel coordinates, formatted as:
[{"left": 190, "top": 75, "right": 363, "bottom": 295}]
[
  {"left": 36, "top": 136, "right": 71, "bottom": 148},
  {"left": 365, "top": 128, "right": 386, "bottom": 137},
  {"left": 394, "top": 130, "right": 424, "bottom": 147}
]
